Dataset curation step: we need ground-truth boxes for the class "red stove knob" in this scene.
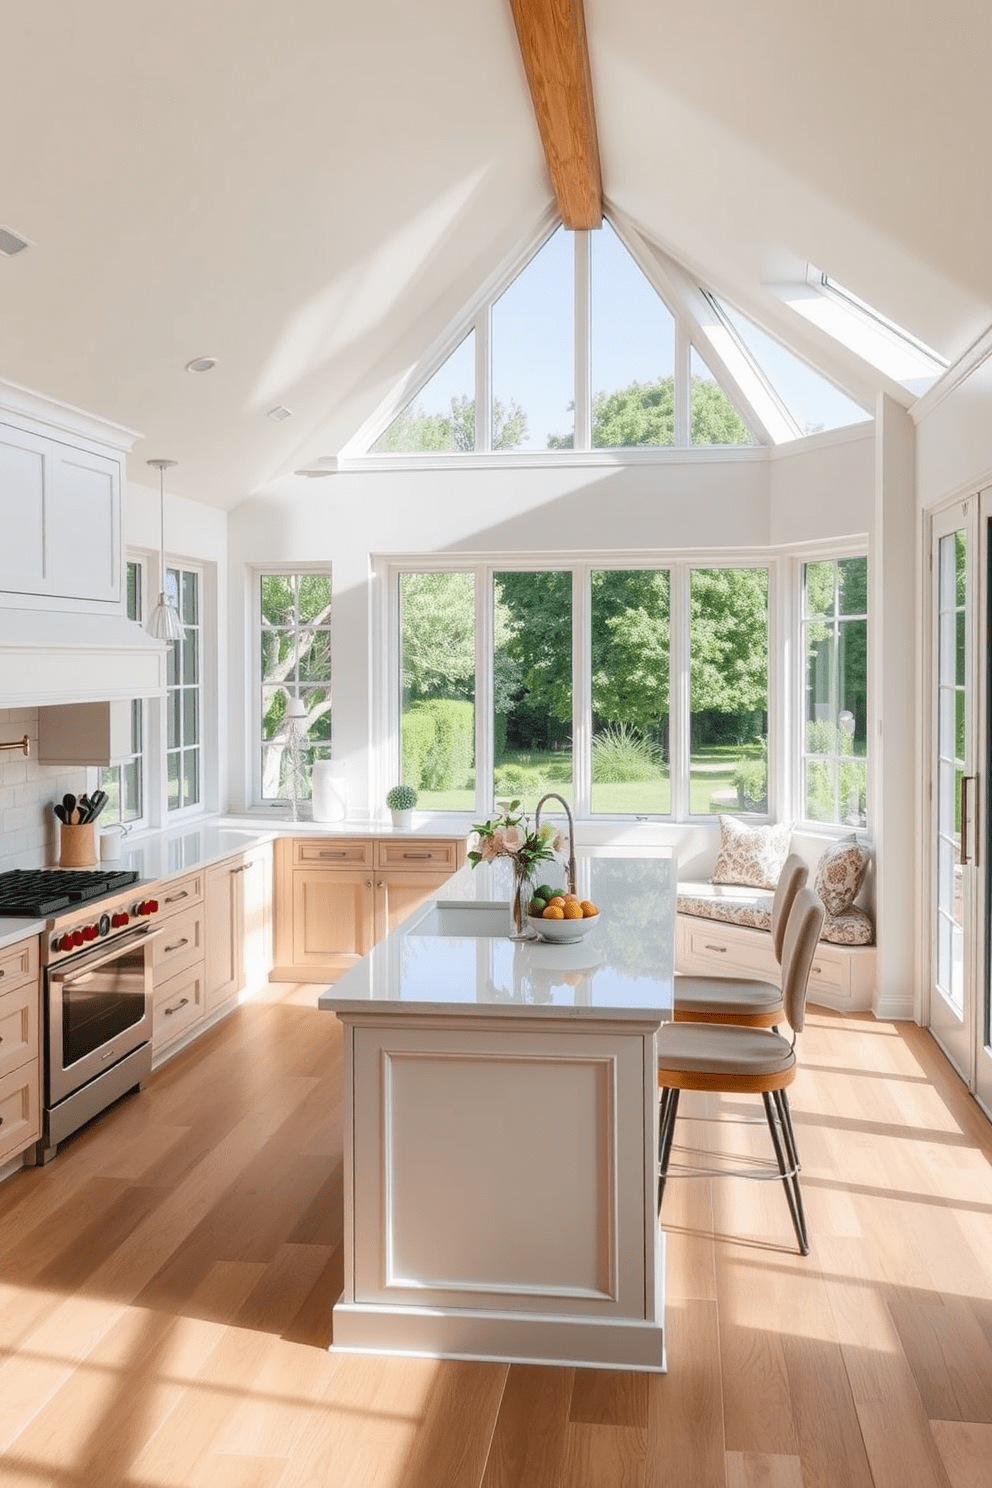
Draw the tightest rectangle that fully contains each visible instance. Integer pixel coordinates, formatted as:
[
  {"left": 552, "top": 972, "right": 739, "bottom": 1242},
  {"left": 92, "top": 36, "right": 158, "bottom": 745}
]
[
  {"left": 72, "top": 929, "right": 85, "bottom": 947},
  {"left": 59, "top": 934, "right": 72, "bottom": 952},
  {"left": 84, "top": 925, "right": 98, "bottom": 941},
  {"left": 147, "top": 900, "right": 158, "bottom": 914}
]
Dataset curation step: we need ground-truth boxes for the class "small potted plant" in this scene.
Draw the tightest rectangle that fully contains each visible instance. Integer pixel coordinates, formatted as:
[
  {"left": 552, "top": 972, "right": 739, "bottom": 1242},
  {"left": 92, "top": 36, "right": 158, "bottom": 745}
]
[{"left": 386, "top": 783, "right": 418, "bottom": 829}]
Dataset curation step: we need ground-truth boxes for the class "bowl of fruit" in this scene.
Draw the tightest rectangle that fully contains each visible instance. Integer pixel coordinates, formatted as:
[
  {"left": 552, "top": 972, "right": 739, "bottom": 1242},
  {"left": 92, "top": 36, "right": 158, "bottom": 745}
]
[{"left": 527, "top": 885, "right": 600, "bottom": 943}]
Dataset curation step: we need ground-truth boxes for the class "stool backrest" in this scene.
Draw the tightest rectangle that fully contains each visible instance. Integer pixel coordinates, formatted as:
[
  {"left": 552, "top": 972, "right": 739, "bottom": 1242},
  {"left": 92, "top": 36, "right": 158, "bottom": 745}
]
[
  {"left": 780, "top": 887, "right": 826, "bottom": 1034},
  {"left": 771, "top": 853, "right": 810, "bottom": 964}
]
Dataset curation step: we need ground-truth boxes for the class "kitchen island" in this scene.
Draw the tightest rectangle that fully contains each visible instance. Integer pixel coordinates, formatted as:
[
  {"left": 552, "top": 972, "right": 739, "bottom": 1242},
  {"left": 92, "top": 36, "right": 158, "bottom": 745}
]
[{"left": 319, "top": 850, "right": 674, "bottom": 1371}]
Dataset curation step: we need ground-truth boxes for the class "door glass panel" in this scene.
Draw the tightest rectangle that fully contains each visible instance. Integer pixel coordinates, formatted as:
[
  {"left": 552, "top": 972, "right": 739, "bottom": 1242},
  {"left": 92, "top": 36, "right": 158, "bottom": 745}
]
[{"left": 935, "top": 529, "right": 966, "bottom": 1012}]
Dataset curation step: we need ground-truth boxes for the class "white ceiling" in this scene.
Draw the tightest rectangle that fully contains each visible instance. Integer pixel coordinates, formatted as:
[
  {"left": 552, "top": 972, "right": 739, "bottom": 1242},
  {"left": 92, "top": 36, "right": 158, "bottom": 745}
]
[{"left": 0, "top": 0, "right": 988, "bottom": 509}]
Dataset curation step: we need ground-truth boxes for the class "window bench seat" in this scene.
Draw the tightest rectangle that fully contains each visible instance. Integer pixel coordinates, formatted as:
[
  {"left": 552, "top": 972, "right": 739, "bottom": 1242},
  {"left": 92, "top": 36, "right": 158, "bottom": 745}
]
[{"left": 676, "top": 881, "right": 877, "bottom": 1012}]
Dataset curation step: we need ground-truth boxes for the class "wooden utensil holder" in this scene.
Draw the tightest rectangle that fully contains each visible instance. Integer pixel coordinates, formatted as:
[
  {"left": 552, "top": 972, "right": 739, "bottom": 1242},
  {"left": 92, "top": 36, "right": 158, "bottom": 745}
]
[{"left": 59, "top": 821, "right": 98, "bottom": 868}]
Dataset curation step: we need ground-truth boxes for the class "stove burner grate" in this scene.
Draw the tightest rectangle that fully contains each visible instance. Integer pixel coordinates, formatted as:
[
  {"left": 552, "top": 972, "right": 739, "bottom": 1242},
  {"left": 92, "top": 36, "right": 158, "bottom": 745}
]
[{"left": 0, "top": 867, "right": 140, "bottom": 918}]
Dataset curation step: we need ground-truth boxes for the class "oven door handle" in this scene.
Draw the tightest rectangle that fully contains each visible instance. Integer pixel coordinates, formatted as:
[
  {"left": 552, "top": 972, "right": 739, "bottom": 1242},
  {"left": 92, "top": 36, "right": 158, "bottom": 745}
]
[{"left": 49, "top": 927, "right": 165, "bottom": 985}]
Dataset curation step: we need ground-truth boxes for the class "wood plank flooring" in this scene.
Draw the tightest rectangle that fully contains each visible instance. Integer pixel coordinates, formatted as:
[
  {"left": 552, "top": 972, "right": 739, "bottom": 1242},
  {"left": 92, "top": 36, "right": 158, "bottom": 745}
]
[{"left": 2, "top": 985, "right": 992, "bottom": 1487}]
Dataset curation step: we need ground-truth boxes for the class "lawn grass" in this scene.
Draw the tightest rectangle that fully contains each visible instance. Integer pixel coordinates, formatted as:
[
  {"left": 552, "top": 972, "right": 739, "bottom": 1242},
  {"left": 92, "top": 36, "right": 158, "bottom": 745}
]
[{"left": 414, "top": 745, "right": 747, "bottom": 817}]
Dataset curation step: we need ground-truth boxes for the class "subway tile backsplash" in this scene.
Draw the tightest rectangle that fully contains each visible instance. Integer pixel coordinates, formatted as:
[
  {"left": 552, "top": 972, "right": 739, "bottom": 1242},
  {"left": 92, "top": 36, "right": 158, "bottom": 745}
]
[{"left": 0, "top": 709, "right": 90, "bottom": 871}]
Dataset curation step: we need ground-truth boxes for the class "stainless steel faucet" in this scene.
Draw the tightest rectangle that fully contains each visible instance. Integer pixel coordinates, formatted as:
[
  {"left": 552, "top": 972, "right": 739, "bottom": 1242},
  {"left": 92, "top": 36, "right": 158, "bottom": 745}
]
[{"left": 534, "top": 792, "right": 576, "bottom": 897}]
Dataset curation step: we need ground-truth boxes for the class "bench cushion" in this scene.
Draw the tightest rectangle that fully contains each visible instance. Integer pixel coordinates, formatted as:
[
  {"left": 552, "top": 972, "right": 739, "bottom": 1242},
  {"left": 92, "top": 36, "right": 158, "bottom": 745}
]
[{"left": 677, "top": 884, "right": 875, "bottom": 946}]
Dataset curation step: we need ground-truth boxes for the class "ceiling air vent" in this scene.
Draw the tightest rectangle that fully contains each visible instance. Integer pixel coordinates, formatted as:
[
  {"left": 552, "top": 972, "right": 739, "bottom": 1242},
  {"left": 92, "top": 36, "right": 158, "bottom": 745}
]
[{"left": 0, "top": 226, "right": 30, "bottom": 257}]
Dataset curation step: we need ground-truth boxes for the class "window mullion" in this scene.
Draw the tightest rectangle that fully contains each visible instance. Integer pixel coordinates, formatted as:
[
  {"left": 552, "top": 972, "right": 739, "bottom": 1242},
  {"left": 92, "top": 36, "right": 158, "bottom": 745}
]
[
  {"left": 475, "top": 310, "right": 491, "bottom": 453},
  {"left": 574, "top": 230, "right": 591, "bottom": 451},
  {"left": 675, "top": 323, "right": 691, "bottom": 447},
  {"left": 572, "top": 565, "right": 591, "bottom": 818},
  {"left": 476, "top": 568, "right": 495, "bottom": 813}
]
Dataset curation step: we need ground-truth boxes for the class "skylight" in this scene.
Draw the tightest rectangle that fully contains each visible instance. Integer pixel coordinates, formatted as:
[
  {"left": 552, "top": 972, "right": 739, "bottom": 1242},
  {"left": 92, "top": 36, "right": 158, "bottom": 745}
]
[{"left": 774, "top": 267, "right": 949, "bottom": 396}]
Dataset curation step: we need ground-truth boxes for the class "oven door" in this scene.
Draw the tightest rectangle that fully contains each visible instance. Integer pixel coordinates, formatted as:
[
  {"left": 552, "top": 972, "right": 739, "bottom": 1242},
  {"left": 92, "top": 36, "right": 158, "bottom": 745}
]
[{"left": 47, "top": 925, "right": 162, "bottom": 1107}]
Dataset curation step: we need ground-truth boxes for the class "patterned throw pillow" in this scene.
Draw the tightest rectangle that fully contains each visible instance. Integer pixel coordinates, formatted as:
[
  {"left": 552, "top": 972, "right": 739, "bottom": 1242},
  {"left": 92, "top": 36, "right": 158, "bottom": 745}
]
[
  {"left": 711, "top": 815, "right": 793, "bottom": 891},
  {"left": 813, "top": 834, "right": 869, "bottom": 916}
]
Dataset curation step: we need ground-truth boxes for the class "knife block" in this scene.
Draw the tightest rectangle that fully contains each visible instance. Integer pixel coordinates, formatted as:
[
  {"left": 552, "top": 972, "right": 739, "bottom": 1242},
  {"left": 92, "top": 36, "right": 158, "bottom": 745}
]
[{"left": 59, "top": 822, "right": 98, "bottom": 868}]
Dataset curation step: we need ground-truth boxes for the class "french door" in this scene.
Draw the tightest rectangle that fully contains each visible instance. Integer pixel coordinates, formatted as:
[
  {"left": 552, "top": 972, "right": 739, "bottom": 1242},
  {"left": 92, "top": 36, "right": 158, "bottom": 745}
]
[{"left": 928, "top": 492, "right": 992, "bottom": 1115}]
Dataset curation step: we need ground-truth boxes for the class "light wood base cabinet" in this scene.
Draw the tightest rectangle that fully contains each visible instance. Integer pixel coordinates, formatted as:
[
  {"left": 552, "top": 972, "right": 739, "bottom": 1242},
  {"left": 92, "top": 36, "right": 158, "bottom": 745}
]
[
  {"left": 675, "top": 913, "right": 877, "bottom": 1012},
  {"left": 205, "top": 843, "right": 273, "bottom": 1013},
  {"left": 272, "top": 835, "right": 466, "bottom": 982},
  {"left": 0, "top": 936, "right": 41, "bottom": 1166}
]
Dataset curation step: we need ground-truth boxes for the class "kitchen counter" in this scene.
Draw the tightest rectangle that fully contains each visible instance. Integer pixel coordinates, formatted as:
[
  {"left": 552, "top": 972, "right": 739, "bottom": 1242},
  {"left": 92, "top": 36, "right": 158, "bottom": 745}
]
[{"left": 320, "top": 849, "right": 674, "bottom": 1372}]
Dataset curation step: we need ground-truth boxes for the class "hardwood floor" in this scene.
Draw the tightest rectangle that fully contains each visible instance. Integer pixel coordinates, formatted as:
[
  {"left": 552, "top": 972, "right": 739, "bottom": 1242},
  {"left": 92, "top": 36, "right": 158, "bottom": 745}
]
[{"left": 2, "top": 985, "right": 992, "bottom": 1487}]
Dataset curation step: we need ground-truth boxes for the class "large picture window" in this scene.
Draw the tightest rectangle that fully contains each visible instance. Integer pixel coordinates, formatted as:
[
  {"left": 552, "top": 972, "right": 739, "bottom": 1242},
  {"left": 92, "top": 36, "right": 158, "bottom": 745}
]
[
  {"left": 386, "top": 559, "right": 774, "bottom": 822},
  {"left": 689, "top": 567, "right": 769, "bottom": 815},
  {"left": 259, "top": 572, "right": 332, "bottom": 802},
  {"left": 801, "top": 557, "right": 868, "bottom": 825}
]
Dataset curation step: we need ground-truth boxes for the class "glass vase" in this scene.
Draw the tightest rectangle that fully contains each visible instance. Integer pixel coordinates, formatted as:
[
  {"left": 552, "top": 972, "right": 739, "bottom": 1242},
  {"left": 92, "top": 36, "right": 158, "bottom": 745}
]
[{"left": 509, "top": 868, "right": 534, "bottom": 940}]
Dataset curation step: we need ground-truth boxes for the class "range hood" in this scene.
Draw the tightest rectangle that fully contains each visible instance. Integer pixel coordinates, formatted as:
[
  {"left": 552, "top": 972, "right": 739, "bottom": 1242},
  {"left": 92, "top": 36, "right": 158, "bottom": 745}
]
[{"left": 0, "top": 608, "right": 168, "bottom": 707}]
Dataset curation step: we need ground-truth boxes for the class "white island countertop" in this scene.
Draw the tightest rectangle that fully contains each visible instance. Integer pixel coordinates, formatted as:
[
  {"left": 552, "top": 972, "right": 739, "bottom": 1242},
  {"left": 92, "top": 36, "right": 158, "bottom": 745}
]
[{"left": 319, "top": 850, "right": 675, "bottom": 1021}]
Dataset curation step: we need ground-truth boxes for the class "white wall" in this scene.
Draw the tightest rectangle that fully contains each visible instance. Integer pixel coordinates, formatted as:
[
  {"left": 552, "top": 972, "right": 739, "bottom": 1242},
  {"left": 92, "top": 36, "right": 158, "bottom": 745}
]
[{"left": 917, "top": 345, "right": 992, "bottom": 509}]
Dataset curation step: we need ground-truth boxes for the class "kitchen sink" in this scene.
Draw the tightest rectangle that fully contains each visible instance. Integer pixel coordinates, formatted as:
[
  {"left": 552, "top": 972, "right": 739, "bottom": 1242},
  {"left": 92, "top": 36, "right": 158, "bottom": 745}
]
[{"left": 408, "top": 901, "right": 509, "bottom": 938}]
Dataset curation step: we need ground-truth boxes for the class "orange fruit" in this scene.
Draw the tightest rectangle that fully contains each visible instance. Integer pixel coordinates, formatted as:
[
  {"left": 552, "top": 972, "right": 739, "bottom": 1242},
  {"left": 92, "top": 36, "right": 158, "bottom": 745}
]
[
  {"left": 547, "top": 895, "right": 566, "bottom": 908},
  {"left": 579, "top": 901, "right": 599, "bottom": 917},
  {"left": 542, "top": 904, "right": 565, "bottom": 919},
  {"left": 562, "top": 893, "right": 579, "bottom": 903},
  {"left": 563, "top": 901, "right": 583, "bottom": 919}
]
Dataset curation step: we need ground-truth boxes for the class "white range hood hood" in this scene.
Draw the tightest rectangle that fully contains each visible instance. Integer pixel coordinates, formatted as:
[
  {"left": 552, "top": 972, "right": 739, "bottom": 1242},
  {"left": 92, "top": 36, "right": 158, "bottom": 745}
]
[{"left": 0, "top": 608, "right": 168, "bottom": 707}]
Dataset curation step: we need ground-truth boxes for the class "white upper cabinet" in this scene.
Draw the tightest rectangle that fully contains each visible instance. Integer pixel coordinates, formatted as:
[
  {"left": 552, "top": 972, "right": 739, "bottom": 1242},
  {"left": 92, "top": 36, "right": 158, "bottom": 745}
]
[{"left": 0, "top": 421, "right": 122, "bottom": 605}]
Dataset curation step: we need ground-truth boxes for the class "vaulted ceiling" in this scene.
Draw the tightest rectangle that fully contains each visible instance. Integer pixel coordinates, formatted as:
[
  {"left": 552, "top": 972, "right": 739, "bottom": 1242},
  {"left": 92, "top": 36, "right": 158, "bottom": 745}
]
[{"left": 0, "top": 1, "right": 989, "bottom": 508}]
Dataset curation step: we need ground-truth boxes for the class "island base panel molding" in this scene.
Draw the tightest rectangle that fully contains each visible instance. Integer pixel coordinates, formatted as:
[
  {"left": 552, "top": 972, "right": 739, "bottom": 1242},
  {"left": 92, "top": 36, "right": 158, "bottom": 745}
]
[
  {"left": 332, "top": 1012, "right": 666, "bottom": 1372},
  {"left": 330, "top": 1301, "right": 666, "bottom": 1372}
]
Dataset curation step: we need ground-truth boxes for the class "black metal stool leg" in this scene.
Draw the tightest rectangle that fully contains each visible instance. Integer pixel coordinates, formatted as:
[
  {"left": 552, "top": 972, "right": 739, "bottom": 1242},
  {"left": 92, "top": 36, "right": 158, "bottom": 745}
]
[
  {"left": 762, "top": 1090, "right": 809, "bottom": 1255},
  {"left": 658, "top": 1087, "right": 681, "bottom": 1212}
]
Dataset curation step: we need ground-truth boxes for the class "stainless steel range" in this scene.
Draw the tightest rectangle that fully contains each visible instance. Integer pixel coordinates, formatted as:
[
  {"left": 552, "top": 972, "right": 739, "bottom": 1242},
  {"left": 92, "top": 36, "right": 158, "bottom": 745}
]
[{"left": 0, "top": 868, "right": 163, "bottom": 1164}]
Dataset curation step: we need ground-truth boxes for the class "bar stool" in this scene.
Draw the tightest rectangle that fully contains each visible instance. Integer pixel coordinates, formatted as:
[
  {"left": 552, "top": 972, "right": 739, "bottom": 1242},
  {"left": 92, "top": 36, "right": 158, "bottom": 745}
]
[{"left": 674, "top": 853, "right": 809, "bottom": 1028}]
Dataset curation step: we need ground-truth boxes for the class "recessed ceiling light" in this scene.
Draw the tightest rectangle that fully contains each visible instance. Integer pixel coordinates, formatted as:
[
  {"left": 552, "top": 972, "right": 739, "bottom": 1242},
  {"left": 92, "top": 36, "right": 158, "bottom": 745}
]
[
  {"left": 0, "top": 226, "right": 31, "bottom": 257},
  {"left": 268, "top": 405, "right": 292, "bottom": 421},
  {"left": 185, "top": 356, "right": 218, "bottom": 374}
]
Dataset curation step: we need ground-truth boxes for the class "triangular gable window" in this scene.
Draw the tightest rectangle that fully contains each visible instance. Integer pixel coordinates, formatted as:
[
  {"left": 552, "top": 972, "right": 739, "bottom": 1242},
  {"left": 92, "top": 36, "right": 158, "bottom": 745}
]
[
  {"left": 690, "top": 346, "right": 755, "bottom": 446},
  {"left": 714, "top": 298, "right": 870, "bottom": 436},
  {"left": 352, "top": 217, "right": 871, "bottom": 460},
  {"left": 372, "top": 332, "right": 476, "bottom": 453}
]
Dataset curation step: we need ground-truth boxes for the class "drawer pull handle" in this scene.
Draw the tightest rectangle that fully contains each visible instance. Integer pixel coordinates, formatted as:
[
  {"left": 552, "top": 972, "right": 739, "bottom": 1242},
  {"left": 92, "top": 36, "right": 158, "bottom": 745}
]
[
  {"left": 704, "top": 944, "right": 728, "bottom": 953},
  {"left": 401, "top": 852, "right": 432, "bottom": 860},
  {"left": 164, "top": 997, "right": 190, "bottom": 1015},
  {"left": 165, "top": 938, "right": 189, "bottom": 953},
  {"left": 319, "top": 851, "right": 348, "bottom": 858},
  {"left": 165, "top": 890, "right": 189, "bottom": 904},
  {"left": 811, "top": 966, "right": 822, "bottom": 975}
]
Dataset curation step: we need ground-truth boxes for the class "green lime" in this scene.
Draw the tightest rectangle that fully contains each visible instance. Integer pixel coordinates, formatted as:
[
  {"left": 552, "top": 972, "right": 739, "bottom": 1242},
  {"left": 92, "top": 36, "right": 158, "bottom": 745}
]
[
  {"left": 535, "top": 884, "right": 556, "bottom": 901},
  {"left": 527, "top": 897, "right": 546, "bottom": 916}
]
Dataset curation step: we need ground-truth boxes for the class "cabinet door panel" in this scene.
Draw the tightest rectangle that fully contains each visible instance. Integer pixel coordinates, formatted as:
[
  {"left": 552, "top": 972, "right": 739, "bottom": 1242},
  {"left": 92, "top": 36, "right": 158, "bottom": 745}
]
[
  {"left": 48, "top": 446, "right": 120, "bottom": 602},
  {"left": 293, "top": 870, "right": 372, "bottom": 967},
  {"left": 205, "top": 862, "right": 240, "bottom": 1013},
  {"left": 0, "top": 981, "right": 39, "bottom": 1082},
  {"left": 376, "top": 870, "right": 450, "bottom": 940},
  {"left": 0, "top": 1061, "right": 41, "bottom": 1164},
  {"left": 0, "top": 427, "right": 48, "bottom": 594}
]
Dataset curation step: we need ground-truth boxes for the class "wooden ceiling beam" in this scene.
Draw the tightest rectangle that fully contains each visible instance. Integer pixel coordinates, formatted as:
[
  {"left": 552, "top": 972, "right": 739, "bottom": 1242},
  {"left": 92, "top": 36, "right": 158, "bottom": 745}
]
[{"left": 508, "top": 0, "right": 603, "bottom": 230}]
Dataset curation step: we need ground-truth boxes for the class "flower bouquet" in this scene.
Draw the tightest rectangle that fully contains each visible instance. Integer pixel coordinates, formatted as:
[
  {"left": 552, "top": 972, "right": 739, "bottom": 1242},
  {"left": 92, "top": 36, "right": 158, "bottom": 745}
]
[{"left": 468, "top": 799, "right": 568, "bottom": 938}]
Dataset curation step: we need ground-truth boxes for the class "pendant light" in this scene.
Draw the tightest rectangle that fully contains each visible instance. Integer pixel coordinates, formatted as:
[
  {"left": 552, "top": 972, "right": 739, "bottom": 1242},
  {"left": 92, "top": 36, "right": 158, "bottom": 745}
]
[{"left": 146, "top": 458, "right": 185, "bottom": 641}]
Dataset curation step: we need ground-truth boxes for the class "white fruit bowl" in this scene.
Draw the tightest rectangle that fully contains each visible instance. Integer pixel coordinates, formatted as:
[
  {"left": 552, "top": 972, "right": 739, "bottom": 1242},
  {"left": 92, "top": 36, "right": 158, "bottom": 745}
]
[{"left": 527, "top": 911, "right": 599, "bottom": 944}]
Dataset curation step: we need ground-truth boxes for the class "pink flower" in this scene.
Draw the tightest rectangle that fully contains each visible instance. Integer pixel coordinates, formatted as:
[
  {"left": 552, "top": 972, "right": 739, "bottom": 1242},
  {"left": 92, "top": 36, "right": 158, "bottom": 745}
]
[{"left": 502, "top": 824, "right": 525, "bottom": 855}]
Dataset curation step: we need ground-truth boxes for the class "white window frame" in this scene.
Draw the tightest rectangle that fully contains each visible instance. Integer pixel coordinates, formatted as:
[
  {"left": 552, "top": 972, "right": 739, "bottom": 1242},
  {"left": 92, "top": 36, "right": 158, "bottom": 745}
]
[
  {"left": 252, "top": 566, "right": 333, "bottom": 807},
  {"left": 377, "top": 551, "right": 778, "bottom": 825},
  {"left": 99, "top": 556, "right": 150, "bottom": 831},
  {"left": 796, "top": 547, "right": 870, "bottom": 831},
  {"left": 164, "top": 560, "right": 205, "bottom": 820}
]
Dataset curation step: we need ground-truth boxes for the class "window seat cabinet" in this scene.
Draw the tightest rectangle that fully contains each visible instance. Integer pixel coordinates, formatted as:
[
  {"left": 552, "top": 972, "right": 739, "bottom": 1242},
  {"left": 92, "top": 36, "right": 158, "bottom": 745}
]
[
  {"left": 676, "top": 912, "right": 876, "bottom": 1012},
  {"left": 271, "top": 835, "right": 467, "bottom": 982}
]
